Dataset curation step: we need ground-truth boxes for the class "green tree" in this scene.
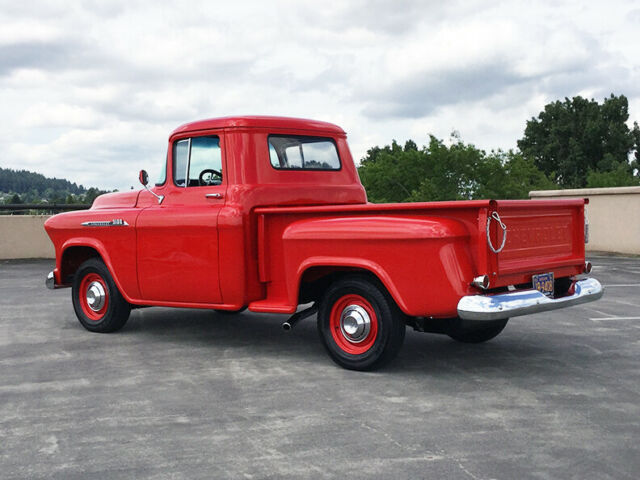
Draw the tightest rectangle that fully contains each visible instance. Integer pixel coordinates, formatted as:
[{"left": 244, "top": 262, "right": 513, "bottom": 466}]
[
  {"left": 83, "top": 188, "right": 102, "bottom": 205},
  {"left": 518, "top": 94, "right": 640, "bottom": 188},
  {"left": 586, "top": 163, "right": 640, "bottom": 187},
  {"left": 358, "top": 134, "right": 554, "bottom": 203},
  {"left": 474, "top": 151, "right": 556, "bottom": 199},
  {"left": 358, "top": 140, "right": 429, "bottom": 203}
]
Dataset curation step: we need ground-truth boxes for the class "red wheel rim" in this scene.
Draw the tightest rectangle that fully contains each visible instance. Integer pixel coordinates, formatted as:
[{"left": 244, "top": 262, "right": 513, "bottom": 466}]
[
  {"left": 78, "top": 273, "right": 109, "bottom": 321},
  {"left": 329, "top": 294, "right": 378, "bottom": 355}
]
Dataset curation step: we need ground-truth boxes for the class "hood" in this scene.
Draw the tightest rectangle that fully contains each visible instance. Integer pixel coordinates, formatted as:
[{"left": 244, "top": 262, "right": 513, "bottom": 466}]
[{"left": 91, "top": 190, "right": 141, "bottom": 209}]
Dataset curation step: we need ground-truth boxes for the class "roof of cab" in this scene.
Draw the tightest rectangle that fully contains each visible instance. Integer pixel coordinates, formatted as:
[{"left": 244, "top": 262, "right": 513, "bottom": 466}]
[{"left": 171, "top": 116, "right": 345, "bottom": 136}]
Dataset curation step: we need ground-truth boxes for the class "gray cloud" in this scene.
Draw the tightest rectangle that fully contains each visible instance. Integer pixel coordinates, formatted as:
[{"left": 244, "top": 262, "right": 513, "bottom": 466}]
[
  {"left": 0, "top": 0, "right": 639, "bottom": 191},
  {"left": 361, "top": 62, "right": 527, "bottom": 118},
  {"left": 304, "top": 0, "right": 483, "bottom": 36},
  {"left": 357, "top": 26, "right": 623, "bottom": 121},
  {"left": 0, "top": 41, "right": 81, "bottom": 76}
]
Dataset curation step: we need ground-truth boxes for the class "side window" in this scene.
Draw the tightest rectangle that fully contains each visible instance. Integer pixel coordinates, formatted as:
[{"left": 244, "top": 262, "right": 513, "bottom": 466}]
[
  {"left": 172, "top": 136, "right": 223, "bottom": 187},
  {"left": 269, "top": 135, "right": 341, "bottom": 170},
  {"left": 155, "top": 153, "right": 167, "bottom": 186},
  {"left": 189, "top": 137, "right": 222, "bottom": 186},
  {"left": 173, "top": 139, "right": 190, "bottom": 187}
]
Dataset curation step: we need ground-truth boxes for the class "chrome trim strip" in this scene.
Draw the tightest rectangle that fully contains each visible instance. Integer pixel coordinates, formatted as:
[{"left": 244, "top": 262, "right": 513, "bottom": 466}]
[
  {"left": 185, "top": 137, "right": 191, "bottom": 188},
  {"left": 457, "top": 278, "right": 604, "bottom": 321},
  {"left": 81, "top": 219, "right": 129, "bottom": 227}
]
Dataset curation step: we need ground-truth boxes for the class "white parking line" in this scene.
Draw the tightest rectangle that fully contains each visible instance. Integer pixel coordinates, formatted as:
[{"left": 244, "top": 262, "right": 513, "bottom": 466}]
[
  {"left": 590, "top": 316, "right": 640, "bottom": 321},
  {"left": 603, "top": 284, "right": 640, "bottom": 287}
]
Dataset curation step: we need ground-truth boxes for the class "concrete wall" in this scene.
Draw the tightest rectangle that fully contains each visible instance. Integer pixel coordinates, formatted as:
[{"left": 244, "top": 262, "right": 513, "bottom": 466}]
[
  {"left": 1, "top": 187, "right": 639, "bottom": 258},
  {"left": 0, "top": 215, "right": 54, "bottom": 259},
  {"left": 530, "top": 186, "right": 640, "bottom": 255}
]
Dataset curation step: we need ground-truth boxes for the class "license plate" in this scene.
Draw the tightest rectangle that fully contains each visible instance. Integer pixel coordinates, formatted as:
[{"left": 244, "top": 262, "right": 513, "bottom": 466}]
[{"left": 532, "top": 272, "right": 554, "bottom": 297}]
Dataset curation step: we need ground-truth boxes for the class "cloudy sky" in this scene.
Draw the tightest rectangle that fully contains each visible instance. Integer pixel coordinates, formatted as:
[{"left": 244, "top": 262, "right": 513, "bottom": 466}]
[{"left": 2, "top": 0, "right": 639, "bottom": 191}]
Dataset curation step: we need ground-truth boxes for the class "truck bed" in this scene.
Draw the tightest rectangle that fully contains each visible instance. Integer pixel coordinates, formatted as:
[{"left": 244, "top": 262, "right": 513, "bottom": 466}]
[{"left": 250, "top": 198, "right": 586, "bottom": 317}]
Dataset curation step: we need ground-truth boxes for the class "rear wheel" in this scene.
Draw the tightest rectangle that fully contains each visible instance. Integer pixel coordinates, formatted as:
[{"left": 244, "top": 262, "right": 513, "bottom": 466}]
[
  {"left": 317, "top": 275, "right": 405, "bottom": 371},
  {"left": 72, "top": 258, "right": 131, "bottom": 333},
  {"left": 447, "top": 318, "right": 508, "bottom": 343}
]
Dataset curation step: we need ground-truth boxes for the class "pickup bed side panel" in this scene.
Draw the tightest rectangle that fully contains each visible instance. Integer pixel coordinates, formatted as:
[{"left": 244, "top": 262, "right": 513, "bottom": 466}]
[
  {"left": 256, "top": 214, "right": 477, "bottom": 317},
  {"left": 253, "top": 199, "right": 588, "bottom": 317}
]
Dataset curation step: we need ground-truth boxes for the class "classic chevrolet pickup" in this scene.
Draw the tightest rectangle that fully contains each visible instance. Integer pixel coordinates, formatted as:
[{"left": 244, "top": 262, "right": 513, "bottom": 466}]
[{"left": 45, "top": 116, "right": 603, "bottom": 370}]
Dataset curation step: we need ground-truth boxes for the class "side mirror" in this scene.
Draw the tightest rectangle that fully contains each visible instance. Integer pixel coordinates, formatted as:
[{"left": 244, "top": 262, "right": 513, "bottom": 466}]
[
  {"left": 139, "top": 169, "right": 149, "bottom": 186},
  {"left": 138, "top": 169, "right": 163, "bottom": 204}
]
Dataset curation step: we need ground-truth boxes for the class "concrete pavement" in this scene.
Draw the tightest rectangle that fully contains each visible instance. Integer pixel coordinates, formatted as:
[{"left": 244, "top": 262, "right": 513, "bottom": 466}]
[{"left": 1, "top": 256, "right": 639, "bottom": 479}]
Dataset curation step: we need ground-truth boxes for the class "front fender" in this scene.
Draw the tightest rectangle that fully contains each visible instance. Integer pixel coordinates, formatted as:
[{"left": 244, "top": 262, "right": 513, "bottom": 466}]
[
  {"left": 46, "top": 208, "right": 141, "bottom": 301},
  {"left": 59, "top": 238, "right": 139, "bottom": 301}
]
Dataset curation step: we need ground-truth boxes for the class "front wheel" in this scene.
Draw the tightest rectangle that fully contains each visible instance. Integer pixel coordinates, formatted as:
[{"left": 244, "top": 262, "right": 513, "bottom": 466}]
[
  {"left": 447, "top": 318, "right": 508, "bottom": 343},
  {"left": 317, "top": 275, "right": 405, "bottom": 371},
  {"left": 72, "top": 258, "right": 131, "bottom": 333}
]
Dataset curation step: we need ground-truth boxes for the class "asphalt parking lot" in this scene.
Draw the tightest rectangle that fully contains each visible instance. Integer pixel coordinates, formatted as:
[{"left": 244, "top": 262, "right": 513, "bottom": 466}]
[{"left": 1, "top": 256, "right": 639, "bottom": 479}]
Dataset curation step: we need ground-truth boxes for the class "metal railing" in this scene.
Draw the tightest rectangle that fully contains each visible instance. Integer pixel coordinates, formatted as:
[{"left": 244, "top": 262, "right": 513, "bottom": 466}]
[{"left": 0, "top": 204, "right": 91, "bottom": 214}]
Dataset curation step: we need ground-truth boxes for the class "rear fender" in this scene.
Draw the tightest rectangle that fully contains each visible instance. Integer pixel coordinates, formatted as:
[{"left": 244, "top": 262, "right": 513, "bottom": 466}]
[
  {"left": 282, "top": 215, "right": 468, "bottom": 242},
  {"left": 283, "top": 216, "right": 474, "bottom": 316},
  {"left": 295, "top": 258, "right": 409, "bottom": 312}
]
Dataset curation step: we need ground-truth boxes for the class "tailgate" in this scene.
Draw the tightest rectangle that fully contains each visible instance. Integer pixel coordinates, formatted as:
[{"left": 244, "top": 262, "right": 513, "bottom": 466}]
[{"left": 488, "top": 199, "right": 586, "bottom": 286}]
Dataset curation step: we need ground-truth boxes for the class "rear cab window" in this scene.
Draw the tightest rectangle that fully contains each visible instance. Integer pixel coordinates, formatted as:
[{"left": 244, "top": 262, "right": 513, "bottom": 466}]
[{"left": 268, "top": 135, "right": 341, "bottom": 170}]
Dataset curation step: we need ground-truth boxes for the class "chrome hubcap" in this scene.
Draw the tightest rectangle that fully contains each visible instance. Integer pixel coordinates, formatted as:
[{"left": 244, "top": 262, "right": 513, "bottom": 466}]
[
  {"left": 86, "top": 281, "right": 106, "bottom": 311},
  {"left": 340, "top": 305, "right": 371, "bottom": 343}
]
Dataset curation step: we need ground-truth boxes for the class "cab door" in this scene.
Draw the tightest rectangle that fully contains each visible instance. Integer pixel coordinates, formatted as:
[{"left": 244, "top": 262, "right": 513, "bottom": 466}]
[{"left": 136, "top": 133, "right": 226, "bottom": 304}]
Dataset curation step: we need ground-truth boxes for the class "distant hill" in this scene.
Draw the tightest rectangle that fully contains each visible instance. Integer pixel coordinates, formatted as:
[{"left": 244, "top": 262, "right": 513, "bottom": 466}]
[
  {"left": 0, "top": 166, "right": 109, "bottom": 204},
  {"left": 0, "top": 167, "right": 86, "bottom": 195}
]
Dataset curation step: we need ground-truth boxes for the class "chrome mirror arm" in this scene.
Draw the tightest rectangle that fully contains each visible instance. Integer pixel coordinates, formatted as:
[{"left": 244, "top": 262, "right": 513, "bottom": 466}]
[
  {"left": 142, "top": 184, "right": 164, "bottom": 204},
  {"left": 138, "top": 169, "right": 164, "bottom": 204}
]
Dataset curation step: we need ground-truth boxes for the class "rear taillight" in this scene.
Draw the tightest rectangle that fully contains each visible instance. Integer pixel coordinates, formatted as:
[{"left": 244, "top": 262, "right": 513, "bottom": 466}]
[{"left": 471, "top": 275, "right": 490, "bottom": 290}]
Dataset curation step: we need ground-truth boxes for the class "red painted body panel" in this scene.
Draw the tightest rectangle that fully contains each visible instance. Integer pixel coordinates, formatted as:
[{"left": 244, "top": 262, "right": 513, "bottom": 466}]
[
  {"left": 45, "top": 208, "right": 141, "bottom": 298},
  {"left": 44, "top": 116, "right": 588, "bottom": 319},
  {"left": 92, "top": 190, "right": 139, "bottom": 209}
]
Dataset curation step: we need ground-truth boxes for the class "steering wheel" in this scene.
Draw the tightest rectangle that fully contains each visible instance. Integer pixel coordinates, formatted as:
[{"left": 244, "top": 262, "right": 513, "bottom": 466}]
[{"left": 198, "top": 168, "right": 222, "bottom": 186}]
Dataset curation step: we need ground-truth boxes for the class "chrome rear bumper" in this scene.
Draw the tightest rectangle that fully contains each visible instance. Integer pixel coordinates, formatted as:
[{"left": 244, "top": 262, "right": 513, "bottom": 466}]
[{"left": 457, "top": 278, "right": 604, "bottom": 321}]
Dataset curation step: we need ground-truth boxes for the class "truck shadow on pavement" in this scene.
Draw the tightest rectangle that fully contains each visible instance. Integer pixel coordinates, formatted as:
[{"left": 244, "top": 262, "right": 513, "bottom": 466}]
[{"left": 116, "top": 307, "right": 594, "bottom": 378}]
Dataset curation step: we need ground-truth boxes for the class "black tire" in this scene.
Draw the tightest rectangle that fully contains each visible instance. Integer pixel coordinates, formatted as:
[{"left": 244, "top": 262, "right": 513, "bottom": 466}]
[
  {"left": 317, "top": 275, "right": 406, "bottom": 371},
  {"left": 447, "top": 318, "right": 508, "bottom": 343},
  {"left": 72, "top": 258, "right": 131, "bottom": 333}
]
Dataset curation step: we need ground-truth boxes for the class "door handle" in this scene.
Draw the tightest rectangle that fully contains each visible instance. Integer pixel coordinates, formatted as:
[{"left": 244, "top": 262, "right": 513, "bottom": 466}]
[{"left": 205, "top": 193, "right": 223, "bottom": 199}]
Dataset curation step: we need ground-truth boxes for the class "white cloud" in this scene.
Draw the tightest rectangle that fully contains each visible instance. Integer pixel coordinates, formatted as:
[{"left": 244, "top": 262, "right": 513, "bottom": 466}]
[
  {"left": 18, "top": 103, "right": 107, "bottom": 128},
  {"left": 1, "top": 0, "right": 639, "bottom": 190}
]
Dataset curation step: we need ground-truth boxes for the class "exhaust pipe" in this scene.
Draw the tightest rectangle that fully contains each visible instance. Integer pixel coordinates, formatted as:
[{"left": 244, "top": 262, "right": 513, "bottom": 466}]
[{"left": 282, "top": 304, "right": 318, "bottom": 331}]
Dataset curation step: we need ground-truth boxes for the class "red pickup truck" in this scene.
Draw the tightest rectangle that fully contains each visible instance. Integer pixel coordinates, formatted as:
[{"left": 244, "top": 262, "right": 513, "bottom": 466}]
[{"left": 45, "top": 116, "right": 603, "bottom": 370}]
